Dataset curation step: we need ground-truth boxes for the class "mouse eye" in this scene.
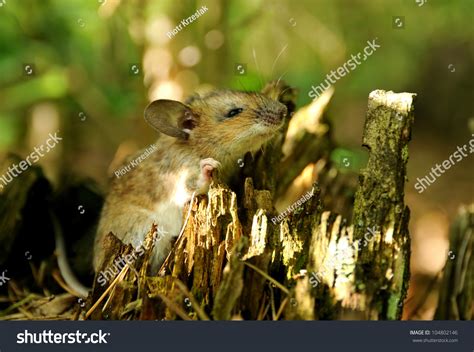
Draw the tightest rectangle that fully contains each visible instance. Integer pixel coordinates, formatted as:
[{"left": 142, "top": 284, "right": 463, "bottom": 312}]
[{"left": 226, "top": 108, "right": 243, "bottom": 118}]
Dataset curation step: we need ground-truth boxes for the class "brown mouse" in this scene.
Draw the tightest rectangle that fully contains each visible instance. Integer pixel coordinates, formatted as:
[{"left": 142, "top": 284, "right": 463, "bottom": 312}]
[{"left": 93, "top": 89, "right": 287, "bottom": 278}]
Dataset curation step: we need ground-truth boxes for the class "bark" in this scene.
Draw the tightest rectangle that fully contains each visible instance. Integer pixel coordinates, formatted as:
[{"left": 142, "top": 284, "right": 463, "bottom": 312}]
[{"left": 349, "top": 90, "right": 414, "bottom": 319}]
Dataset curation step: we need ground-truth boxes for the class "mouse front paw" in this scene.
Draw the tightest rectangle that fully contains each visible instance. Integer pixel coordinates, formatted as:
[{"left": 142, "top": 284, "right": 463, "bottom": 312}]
[{"left": 200, "top": 157, "right": 221, "bottom": 182}]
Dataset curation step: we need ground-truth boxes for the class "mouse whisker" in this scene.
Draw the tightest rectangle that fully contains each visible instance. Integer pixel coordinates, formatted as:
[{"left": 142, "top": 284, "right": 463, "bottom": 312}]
[
  {"left": 270, "top": 44, "right": 288, "bottom": 79},
  {"left": 252, "top": 47, "right": 265, "bottom": 90},
  {"left": 237, "top": 78, "right": 248, "bottom": 92},
  {"left": 277, "top": 86, "right": 292, "bottom": 101},
  {"left": 275, "top": 71, "right": 287, "bottom": 89}
]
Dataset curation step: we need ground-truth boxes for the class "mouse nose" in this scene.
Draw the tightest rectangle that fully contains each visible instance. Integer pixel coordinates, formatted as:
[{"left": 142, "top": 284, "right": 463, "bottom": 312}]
[
  {"left": 261, "top": 101, "right": 287, "bottom": 127},
  {"left": 278, "top": 103, "right": 288, "bottom": 118},
  {"left": 272, "top": 101, "right": 287, "bottom": 120}
]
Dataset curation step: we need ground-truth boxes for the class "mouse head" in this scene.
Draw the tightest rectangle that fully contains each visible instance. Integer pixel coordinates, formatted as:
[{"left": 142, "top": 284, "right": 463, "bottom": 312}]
[{"left": 144, "top": 89, "right": 287, "bottom": 158}]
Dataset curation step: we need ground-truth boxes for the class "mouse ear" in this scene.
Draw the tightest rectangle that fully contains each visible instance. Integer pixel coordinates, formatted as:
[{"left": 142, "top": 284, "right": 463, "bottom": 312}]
[{"left": 144, "top": 100, "right": 197, "bottom": 140}]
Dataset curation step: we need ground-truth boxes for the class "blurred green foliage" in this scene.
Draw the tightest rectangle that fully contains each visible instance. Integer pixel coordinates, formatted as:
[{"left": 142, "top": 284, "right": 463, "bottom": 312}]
[{"left": 0, "top": 0, "right": 472, "bottom": 183}]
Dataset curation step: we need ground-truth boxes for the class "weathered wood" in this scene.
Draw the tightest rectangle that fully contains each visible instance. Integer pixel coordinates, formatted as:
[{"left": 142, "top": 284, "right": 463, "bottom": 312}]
[
  {"left": 351, "top": 90, "right": 414, "bottom": 319},
  {"left": 276, "top": 88, "right": 334, "bottom": 199},
  {"left": 286, "top": 90, "right": 414, "bottom": 320},
  {"left": 212, "top": 236, "right": 247, "bottom": 320}
]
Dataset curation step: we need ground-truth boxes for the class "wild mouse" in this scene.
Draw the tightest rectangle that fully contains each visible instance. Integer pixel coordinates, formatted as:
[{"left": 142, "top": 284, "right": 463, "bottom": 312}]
[{"left": 93, "top": 89, "right": 287, "bottom": 276}]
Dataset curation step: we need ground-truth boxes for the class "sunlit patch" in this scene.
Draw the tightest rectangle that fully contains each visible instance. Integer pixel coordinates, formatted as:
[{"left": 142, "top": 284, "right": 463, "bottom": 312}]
[
  {"left": 149, "top": 80, "right": 183, "bottom": 101},
  {"left": 178, "top": 46, "right": 201, "bottom": 67},
  {"left": 205, "top": 30, "right": 224, "bottom": 50},
  {"left": 384, "top": 225, "right": 394, "bottom": 244},
  {"left": 143, "top": 47, "right": 172, "bottom": 82},
  {"left": 145, "top": 16, "right": 173, "bottom": 44}
]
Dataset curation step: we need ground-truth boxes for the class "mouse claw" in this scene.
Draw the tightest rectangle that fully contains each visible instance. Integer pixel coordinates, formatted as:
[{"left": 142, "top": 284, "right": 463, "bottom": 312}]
[{"left": 200, "top": 158, "right": 221, "bottom": 182}]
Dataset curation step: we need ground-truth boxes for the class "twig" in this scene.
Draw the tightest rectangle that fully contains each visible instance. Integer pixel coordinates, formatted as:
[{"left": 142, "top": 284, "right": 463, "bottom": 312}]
[
  {"left": 275, "top": 297, "right": 289, "bottom": 320},
  {"left": 101, "top": 267, "right": 128, "bottom": 313},
  {"left": 155, "top": 293, "right": 192, "bottom": 321},
  {"left": 244, "top": 262, "right": 289, "bottom": 295},
  {"left": 85, "top": 264, "right": 130, "bottom": 319},
  {"left": 173, "top": 279, "right": 210, "bottom": 321},
  {"left": 0, "top": 294, "right": 37, "bottom": 317},
  {"left": 52, "top": 270, "right": 80, "bottom": 297}
]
